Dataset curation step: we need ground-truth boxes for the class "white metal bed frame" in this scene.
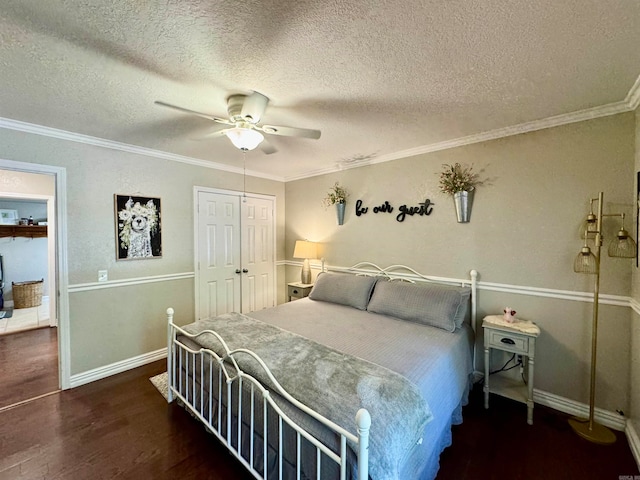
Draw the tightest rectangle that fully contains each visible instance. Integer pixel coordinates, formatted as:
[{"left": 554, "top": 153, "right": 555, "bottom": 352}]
[{"left": 166, "top": 264, "right": 478, "bottom": 480}]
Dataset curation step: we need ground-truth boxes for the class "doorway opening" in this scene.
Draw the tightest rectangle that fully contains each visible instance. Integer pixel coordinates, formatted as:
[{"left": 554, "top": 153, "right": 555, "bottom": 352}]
[{"left": 0, "top": 160, "right": 69, "bottom": 409}]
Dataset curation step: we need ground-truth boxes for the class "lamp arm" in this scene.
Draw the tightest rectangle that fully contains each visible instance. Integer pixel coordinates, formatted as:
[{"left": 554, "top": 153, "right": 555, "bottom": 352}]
[{"left": 601, "top": 212, "right": 625, "bottom": 220}]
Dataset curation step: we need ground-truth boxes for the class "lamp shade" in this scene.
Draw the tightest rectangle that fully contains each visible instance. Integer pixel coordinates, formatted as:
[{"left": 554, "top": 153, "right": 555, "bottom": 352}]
[
  {"left": 225, "top": 127, "right": 264, "bottom": 151},
  {"left": 608, "top": 229, "right": 637, "bottom": 258},
  {"left": 574, "top": 246, "right": 598, "bottom": 274},
  {"left": 293, "top": 240, "right": 317, "bottom": 260}
]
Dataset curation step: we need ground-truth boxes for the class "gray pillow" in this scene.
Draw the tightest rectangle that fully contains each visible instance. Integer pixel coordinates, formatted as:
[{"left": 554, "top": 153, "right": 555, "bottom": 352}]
[
  {"left": 367, "top": 280, "right": 471, "bottom": 332},
  {"left": 308, "top": 272, "right": 378, "bottom": 310}
]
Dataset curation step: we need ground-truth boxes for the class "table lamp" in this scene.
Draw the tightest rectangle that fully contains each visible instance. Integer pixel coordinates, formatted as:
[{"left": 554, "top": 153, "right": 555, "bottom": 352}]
[{"left": 293, "top": 240, "right": 317, "bottom": 284}]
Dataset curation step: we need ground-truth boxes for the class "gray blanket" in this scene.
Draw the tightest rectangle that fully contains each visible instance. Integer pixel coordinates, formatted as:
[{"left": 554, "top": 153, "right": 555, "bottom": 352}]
[{"left": 182, "top": 312, "right": 433, "bottom": 480}]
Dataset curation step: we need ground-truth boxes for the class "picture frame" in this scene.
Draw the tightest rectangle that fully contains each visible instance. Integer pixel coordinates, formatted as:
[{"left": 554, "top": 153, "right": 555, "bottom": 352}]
[
  {"left": 114, "top": 195, "right": 162, "bottom": 260},
  {"left": 0, "top": 209, "right": 19, "bottom": 225}
]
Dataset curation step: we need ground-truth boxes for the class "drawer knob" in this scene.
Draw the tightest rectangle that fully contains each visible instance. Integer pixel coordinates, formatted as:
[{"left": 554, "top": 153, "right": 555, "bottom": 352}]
[
  {"left": 500, "top": 338, "right": 516, "bottom": 345},
  {"left": 292, "top": 289, "right": 299, "bottom": 294}
]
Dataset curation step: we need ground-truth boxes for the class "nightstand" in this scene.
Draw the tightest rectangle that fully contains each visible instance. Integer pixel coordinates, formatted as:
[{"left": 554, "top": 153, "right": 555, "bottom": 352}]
[
  {"left": 287, "top": 282, "right": 313, "bottom": 301},
  {"left": 483, "top": 315, "right": 541, "bottom": 425}
]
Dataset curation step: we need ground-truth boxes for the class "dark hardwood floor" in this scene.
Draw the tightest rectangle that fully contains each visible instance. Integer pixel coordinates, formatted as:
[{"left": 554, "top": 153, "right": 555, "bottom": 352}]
[
  {"left": 0, "top": 327, "right": 59, "bottom": 409},
  {"left": 0, "top": 360, "right": 255, "bottom": 480},
  {"left": 438, "top": 385, "right": 640, "bottom": 479},
  {"left": 0, "top": 359, "right": 637, "bottom": 479}
]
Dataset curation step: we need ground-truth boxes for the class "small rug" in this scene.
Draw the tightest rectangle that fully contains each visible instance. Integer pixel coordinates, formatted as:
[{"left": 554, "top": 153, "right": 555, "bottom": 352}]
[{"left": 150, "top": 372, "right": 169, "bottom": 402}]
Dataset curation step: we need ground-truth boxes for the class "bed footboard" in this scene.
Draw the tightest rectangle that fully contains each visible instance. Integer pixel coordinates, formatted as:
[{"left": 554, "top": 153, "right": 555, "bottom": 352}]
[{"left": 166, "top": 308, "right": 371, "bottom": 480}]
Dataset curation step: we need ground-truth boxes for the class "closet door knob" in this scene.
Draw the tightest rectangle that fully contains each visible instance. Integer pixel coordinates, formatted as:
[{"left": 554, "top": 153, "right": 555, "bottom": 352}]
[
  {"left": 235, "top": 269, "right": 241, "bottom": 274},
  {"left": 242, "top": 269, "right": 249, "bottom": 273}
]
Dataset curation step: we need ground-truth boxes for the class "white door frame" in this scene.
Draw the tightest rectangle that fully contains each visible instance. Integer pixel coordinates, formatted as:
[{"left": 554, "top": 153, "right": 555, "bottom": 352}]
[
  {"left": 193, "top": 186, "right": 277, "bottom": 319},
  {"left": 0, "top": 159, "right": 70, "bottom": 390}
]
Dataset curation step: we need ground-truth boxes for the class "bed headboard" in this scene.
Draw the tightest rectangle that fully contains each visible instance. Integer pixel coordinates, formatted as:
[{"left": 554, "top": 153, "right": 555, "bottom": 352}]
[{"left": 330, "top": 262, "right": 479, "bottom": 333}]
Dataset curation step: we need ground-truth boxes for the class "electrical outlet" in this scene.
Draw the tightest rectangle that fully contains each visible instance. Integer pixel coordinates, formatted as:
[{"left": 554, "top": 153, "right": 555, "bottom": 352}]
[{"left": 98, "top": 270, "right": 108, "bottom": 282}]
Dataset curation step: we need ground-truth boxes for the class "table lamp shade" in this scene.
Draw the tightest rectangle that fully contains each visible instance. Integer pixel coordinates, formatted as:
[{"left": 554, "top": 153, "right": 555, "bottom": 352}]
[{"left": 293, "top": 240, "right": 317, "bottom": 260}]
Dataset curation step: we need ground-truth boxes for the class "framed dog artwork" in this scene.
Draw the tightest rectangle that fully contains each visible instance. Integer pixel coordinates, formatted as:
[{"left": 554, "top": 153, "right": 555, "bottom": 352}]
[{"left": 115, "top": 195, "right": 162, "bottom": 260}]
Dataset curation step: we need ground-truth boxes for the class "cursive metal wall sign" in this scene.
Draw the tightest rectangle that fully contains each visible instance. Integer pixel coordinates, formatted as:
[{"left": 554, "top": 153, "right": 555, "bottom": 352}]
[{"left": 355, "top": 199, "right": 435, "bottom": 222}]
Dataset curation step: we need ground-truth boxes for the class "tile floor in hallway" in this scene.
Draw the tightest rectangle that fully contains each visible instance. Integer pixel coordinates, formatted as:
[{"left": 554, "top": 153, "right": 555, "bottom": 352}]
[{"left": 0, "top": 299, "right": 50, "bottom": 335}]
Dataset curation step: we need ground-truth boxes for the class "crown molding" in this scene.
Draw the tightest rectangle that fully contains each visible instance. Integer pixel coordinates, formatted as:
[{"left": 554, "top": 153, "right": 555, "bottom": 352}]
[
  {"left": 2, "top": 79, "right": 637, "bottom": 185},
  {"left": 0, "top": 117, "right": 285, "bottom": 182},
  {"left": 285, "top": 100, "right": 633, "bottom": 181}
]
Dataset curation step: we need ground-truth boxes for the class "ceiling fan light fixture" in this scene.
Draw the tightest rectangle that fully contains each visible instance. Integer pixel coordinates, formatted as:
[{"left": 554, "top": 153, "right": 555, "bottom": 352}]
[{"left": 225, "top": 127, "right": 264, "bottom": 151}]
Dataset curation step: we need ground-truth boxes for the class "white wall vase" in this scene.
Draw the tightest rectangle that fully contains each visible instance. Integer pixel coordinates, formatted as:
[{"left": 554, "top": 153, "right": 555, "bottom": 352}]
[
  {"left": 335, "top": 202, "right": 346, "bottom": 225},
  {"left": 453, "top": 188, "right": 474, "bottom": 223}
]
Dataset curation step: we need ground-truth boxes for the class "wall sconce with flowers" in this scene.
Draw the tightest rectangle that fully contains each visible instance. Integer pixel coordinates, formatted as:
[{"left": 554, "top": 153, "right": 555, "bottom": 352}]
[
  {"left": 437, "top": 163, "right": 487, "bottom": 223},
  {"left": 322, "top": 182, "right": 349, "bottom": 225}
]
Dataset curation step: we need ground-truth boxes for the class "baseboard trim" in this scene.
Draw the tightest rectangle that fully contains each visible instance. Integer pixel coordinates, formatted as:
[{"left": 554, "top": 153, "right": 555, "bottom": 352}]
[
  {"left": 69, "top": 348, "right": 167, "bottom": 388},
  {"left": 474, "top": 370, "right": 627, "bottom": 431},
  {"left": 533, "top": 388, "right": 626, "bottom": 431},
  {"left": 626, "top": 420, "right": 640, "bottom": 471}
]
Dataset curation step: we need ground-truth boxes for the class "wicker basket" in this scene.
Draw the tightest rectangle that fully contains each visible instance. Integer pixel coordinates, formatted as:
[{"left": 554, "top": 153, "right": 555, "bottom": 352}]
[{"left": 12, "top": 279, "right": 44, "bottom": 309}]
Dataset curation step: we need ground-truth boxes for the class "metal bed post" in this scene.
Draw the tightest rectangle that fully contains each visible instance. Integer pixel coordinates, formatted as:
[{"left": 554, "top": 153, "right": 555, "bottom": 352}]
[
  {"left": 356, "top": 409, "right": 371, "bottom": 480},
  {"left": 470, "top": 270, "right": 478, "bottom": 332},
  {"left": 166, "top": 307, "right": 175, "bottom": 403}
]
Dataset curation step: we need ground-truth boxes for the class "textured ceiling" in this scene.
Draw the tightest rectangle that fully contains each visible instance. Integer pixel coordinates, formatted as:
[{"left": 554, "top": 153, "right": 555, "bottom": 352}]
[{"left": 1, "top": 0, "right": 639, "bottom": 181}]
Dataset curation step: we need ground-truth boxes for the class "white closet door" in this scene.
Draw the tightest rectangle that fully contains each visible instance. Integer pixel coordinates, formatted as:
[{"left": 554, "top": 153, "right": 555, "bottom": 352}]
[
  {"left": 241, "top": 196, "right": 275, "bottom": 312},
  {"left": 197, "top": 191, "right": 241, "bottom": 319},
  {"left": 196, "top": 189, "right": 275, "bottom": 319}
]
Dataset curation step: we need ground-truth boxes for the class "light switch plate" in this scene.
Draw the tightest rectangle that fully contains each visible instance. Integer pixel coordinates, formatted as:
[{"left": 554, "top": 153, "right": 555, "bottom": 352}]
[{"left": 98, "top": 270, "right": 108, "bottom": 282}]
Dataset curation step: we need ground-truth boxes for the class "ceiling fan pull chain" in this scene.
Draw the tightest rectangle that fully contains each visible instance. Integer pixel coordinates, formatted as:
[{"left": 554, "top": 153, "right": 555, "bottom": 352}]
[{"left": 242, "top": 151, "right": 247, "bottom": 203}]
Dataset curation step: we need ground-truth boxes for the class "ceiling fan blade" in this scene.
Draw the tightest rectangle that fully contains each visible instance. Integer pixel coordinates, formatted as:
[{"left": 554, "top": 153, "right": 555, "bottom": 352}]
[
  {"left": 260, "top": 139, "right": 277, "bottom": 155},
  {"left": 155, "top": 101, "right": 232, "bottom": 125},
  {"left": 259, "top": 124, "right": 321, "bottom": 139},
  {"left": 240, "top": 91, "right": 269, "bottom": 123},
  {"left": 195, "top": 128, "right": 232, "bottom": 140}
]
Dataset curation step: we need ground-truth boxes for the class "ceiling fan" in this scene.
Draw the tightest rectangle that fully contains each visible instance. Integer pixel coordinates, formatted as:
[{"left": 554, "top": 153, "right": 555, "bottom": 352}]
[{"left": 155, "top": 91, "right": 321, "bottom": 154}]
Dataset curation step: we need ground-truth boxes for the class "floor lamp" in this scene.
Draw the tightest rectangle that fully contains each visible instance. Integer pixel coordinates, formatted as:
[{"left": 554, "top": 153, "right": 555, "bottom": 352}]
[{"left": 571, "top": 192, "right": 636, "bottom": 444}]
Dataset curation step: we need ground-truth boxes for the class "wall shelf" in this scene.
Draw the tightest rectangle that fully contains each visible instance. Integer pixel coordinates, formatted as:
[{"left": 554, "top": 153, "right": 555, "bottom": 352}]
[{"left": 0, "top": 225, "right": 48, "bottom": 238}]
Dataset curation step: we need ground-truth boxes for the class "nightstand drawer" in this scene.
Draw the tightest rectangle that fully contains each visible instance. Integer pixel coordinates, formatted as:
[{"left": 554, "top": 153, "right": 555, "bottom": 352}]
[
  {"left": 487, "top": 330, "right": 529, "bottom": 355},
  {"left": 288, "top": 285, "right": 302, "bottom": 297},
  {"left": 287, "top": 283, "right": 313, "bottom": 301}
]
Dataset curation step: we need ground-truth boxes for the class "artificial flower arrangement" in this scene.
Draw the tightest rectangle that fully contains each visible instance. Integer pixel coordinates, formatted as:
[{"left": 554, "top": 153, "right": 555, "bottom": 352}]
[
  {"left": 322, "top": 181, "right": 349, "bottom": 208},
  {"left": 437, "top": 163, "right": 485, "bottom": 195}
]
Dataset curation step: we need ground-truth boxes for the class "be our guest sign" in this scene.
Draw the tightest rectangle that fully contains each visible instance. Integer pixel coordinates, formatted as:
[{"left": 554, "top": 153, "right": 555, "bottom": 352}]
[{"left": 355, "top": 198, "right": 435, "bottom": 223}]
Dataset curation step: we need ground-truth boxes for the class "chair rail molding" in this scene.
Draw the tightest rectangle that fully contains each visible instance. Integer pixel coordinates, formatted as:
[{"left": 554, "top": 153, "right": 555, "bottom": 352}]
[
  {"left": 284, "top": 261, "right": 632, "bottom": 308},
  {"left": 68, "top": 272, "right": 195, "bottom": 293}
]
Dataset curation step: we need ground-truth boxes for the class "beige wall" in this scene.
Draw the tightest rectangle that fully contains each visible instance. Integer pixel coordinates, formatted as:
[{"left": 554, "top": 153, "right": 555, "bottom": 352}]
[
  {"left": 0, "top": 169, "right": 55, "bottom": 196},
  {"left": 631, "top": 107, "right": 640, "bottom": 434},
  {"left": 286, "top": 112, "right": 636, "bottom": 412},
  {"left": 0, "top": 128, "right": 285, "bottom": 374}
]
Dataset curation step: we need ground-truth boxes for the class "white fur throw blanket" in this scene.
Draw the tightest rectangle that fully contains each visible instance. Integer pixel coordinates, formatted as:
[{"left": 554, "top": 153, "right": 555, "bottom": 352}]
[{"left": 183, "top": 312, "right": 433, "bottom": 480}]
